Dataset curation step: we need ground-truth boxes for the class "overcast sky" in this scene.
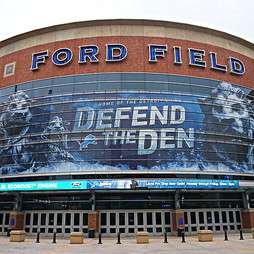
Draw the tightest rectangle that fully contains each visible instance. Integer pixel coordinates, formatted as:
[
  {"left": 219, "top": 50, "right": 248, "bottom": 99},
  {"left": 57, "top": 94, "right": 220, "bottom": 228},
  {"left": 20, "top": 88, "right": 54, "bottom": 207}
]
[{"left": 1, "top": 0, "right": 254, "bottom": 43}]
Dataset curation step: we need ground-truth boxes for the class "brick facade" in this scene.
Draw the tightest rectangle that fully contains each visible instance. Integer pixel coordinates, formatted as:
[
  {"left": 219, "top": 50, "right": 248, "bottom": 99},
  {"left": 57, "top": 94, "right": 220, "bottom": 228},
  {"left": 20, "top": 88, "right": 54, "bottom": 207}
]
[{"left": 0, "top": 36, "right": 253, "bottom": 89}]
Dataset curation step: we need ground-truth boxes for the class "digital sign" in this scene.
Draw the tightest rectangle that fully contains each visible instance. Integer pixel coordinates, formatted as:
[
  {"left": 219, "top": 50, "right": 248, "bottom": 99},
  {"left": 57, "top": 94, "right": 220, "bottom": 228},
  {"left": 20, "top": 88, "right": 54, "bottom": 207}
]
[{"left": 0, "top": 179, "right": 239, "bottom": 192}]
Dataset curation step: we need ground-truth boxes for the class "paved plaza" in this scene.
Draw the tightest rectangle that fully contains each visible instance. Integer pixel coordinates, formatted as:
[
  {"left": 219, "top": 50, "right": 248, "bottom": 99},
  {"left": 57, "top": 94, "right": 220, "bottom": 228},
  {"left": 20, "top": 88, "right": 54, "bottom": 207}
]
[{"left": 0, "top": 233, "right": 253, "bottom": 254}]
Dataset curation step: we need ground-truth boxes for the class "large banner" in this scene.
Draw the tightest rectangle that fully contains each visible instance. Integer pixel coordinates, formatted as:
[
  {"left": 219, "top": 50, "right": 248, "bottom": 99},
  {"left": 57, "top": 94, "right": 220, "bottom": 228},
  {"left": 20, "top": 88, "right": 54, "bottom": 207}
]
[
  {"left": 0, "top": 80, "right": 253, "bottom": 175},
  {"left": 0, "top": 179, "right": 239, "bottom": 191}
]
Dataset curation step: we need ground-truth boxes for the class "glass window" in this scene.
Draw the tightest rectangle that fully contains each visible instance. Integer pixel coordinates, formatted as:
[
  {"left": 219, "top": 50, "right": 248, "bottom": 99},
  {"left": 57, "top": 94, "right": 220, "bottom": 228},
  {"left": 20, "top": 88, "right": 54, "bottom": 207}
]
[
  {"left": 236, "top": 211, "right": 241, "bottom": 223},
  {"left": 229, "top": 211, "right": 234, "bottom": 223},
  {"left": 83, "top": 214, "right": 88, "bottom": 225},
  {"left": 57, "top": 214, "right": 62, "bottom": 226},
  {"left": 110, "top": 213, "right": 116, "bottom": 226},
  {"left": 33, "top": 214, "right": 38, "bottom": 226},
  {"left": 199, "top": 212, "right": 204, "bottom": 224},
  {"left": 101, "top": 213, "right": 107, "bottom": 226},
  {"left": 128, "top": 213, "right": 134, "bottom": 225},
  {"left": 119, "top": 228, "right": 125, "bottom": 233},
  {"left": 128, "top": 228, "right": 134, "bottom": 233},
  {"left": 184, "top": 212, "right": 188, "bottom": 225},
  {"left": 119, "top": 213, "right": 125, "bottom": 226},
  {"left": 110, "top": 228, "right": 116, "bottom": 233},
  {"left": 165, "top": 212, "right": 171, "bottom": 225},
  {"left": 222, "top": 211, "right": 227, "bottom": 223},
  {"left": 49, "top": 213, "right": 54, "bottom": 226},
  {"left": 74, "top": 213, "right": 80, "bottom": 226},
  {"left": 138, "top": 213, "right": 143, "bottom": 225},
  {"left": 65, "top": 213, "right": 71, "bottom": 226},
  {"left": 147, "top": 212, "right": 153, "bottom": 225},
  {"left": 156, "top": 213, "right": 161, "bottom": 225},
  {"left": 214, "top": 211, "right": 220, "bottom": 223},
  {"left": 41, "top": 214, "right": 46, "bottom": 226},
  {"left": 207, "top": 212, "right": 212, "bottom": 224},
  {"left": 4, "top": 214, "right": 9, "bottom": 225},
  {"left": 190, "top": 212, "right": 196, "bottom": 224},
  {"left": 25, "top": 214, "right": 30, "bottom": 226}
]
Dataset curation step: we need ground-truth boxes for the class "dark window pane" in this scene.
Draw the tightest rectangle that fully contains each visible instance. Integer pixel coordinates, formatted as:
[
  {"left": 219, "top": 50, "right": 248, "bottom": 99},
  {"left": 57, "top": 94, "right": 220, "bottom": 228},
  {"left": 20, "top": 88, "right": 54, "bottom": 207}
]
[
  {"left": 128, "top": 213, "right": 134, "bottom": 225},
  {"left": 156, "top": 213, "right": 161, "bottom": 225},
  {"left": 222, "top": 211, "right": 227, "bottom": 223},
  {"left": 49, "top": 213, "right": 54, "bottom": 225},
  {"left": 65, "top": 213, "right": 71, "bottom": 226},
  {"left": 57, "top": 214, "right": 62, "bottom": 226},
  {"left": 138, "top": 213, "right": 143, "bottom": 225},
  {"left": 83, "top": 214, "right": 88, "bottom": 225},
  {"left": 48, "top": 228, "right": 54, "bottom": 233},
  {"left": 110, "top": 228, "right": 116, "bottom": 233},
  {"left": 229, "top": 211, "right": 234, "bottom": 223},
  {"left": 65, "top": 228, "right": 70, "bottom": 233},
  {"left": 165, "top": 212, "right": 171, "bottom": 225},
  {"left": 110, "top": 213, "right": 116, "bottom": 226},
  {"left": 199, "top": 212, "right": 204, "bottom": 224},
  {"left": 207, "top": 212, "right": 212, "bottom": 224},
  {"left": 147, "top": 213, "right": 152, "bottom": 225},
  {"left": 190, "top": 212, "right": 196, "bottom": 224},
  {"left": 236, "top": 211, "right": 241, "bottom": 223},
  {"left": 33, "top": 214, "right": 38, "bottom": 226},
  {"left": 214, "top": 211, "right": 219, "bottom": 223},
  {"left": 119, "top": 228, "right": 125, "bottom": 233},
  {"left": 119, "top": 213, "right": 125, "bottom": 226},
  {"left": 101, "top": 213, "right": 107, "bottom": 226},
  {"left": 5, "top": 214, "right": 9, "bottom": 225},
  {"left": 74, "top": 213, "right": 79, "bottom": 226},
  {"left": 101, "top": 228, "right": 106, "bottom": 233},
  {"left": 128, "top": 228, "right": 134, "bottom": 233},
  {"left": 41, "top": 214, "right": 46, "bottom": 225},
  {"left": 0, "top": 214, "right": 3, "bottom": 225},
  {"left": 184, "top": 212, "right": 188, "bottom": 225},
  {"left": 40, "top": 228, "right": 45, "bottom": 233},
  {"left": 147, "top": 228, "right": 153, "bottom": 233},
  {"left": 25, "top": 214, "right": 30, "bottom": 225}
]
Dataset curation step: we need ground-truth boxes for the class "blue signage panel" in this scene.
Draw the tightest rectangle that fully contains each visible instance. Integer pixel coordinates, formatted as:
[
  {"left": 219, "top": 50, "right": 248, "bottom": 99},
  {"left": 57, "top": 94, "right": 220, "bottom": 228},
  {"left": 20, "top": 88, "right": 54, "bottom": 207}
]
[{"left": 0, "top": 179, "right": 239, "bottom": 192}]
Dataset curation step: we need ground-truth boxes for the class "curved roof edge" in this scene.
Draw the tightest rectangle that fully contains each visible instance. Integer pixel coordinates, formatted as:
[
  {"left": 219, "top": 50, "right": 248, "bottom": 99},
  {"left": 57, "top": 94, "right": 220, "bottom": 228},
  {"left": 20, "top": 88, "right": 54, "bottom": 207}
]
[{"left": 0, "top": 19, "right": 254, "bottom": 51}]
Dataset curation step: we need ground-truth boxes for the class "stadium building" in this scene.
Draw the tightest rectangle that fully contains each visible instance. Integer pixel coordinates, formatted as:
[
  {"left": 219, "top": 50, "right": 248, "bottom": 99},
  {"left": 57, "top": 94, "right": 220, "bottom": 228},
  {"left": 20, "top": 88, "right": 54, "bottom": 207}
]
[{"left": 0, "top": 19, "right": 254, "bottom": 237}]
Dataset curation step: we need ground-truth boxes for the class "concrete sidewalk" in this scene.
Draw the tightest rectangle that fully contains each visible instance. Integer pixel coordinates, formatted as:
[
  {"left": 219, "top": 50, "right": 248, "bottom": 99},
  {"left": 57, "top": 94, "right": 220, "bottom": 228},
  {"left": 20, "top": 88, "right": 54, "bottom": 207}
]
[{"left": 0, "top": 234, "right": 253, "bottom": 254}]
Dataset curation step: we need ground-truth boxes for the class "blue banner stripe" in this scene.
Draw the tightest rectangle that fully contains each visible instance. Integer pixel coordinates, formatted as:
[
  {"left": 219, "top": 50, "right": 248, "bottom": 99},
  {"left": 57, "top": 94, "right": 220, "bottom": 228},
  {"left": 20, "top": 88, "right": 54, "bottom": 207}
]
[{"left": 0, "top": 179, "right": 239, "bottom": 191}]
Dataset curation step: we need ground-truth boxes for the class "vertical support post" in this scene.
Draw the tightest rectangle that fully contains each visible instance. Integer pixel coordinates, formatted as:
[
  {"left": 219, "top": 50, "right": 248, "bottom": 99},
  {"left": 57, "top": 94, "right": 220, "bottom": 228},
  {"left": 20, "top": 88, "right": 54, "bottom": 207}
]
[
  {"left": 98, "top": 232, "right": 102, "bottom": 244},
  {"left": 224, "top": 229, "right": 228, "bottom": 241},
  {"left": 239, "top": 228, "right": 244, "bottom": 240},
  {"left": 52, "top": 232, "right": 56, "bottom": 243},
  {"left": 164, "top": 231, "right": 168, "bottom": 243},
  {"left": 36, "top": 232, "right": 40, "bottom": 243},
  {"left": 117, "top": 232, "right": 121, "bottom": 244},
  {"left": 181, "top": 231, "right": 185, "bottom": 243}
]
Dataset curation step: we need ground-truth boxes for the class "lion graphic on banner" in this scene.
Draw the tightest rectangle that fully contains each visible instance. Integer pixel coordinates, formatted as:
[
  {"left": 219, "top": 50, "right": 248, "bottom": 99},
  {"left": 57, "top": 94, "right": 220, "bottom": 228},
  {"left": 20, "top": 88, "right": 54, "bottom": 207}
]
[{"left": 198, "top": 81, "right": 254, "bottom": 171}]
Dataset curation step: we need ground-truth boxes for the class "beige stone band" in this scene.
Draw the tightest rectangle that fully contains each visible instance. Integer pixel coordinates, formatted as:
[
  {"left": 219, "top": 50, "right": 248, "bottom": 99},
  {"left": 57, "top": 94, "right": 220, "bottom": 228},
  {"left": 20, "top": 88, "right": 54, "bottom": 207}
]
[{"left": 0, "top": 19, "right": 254, "bottom": 58}]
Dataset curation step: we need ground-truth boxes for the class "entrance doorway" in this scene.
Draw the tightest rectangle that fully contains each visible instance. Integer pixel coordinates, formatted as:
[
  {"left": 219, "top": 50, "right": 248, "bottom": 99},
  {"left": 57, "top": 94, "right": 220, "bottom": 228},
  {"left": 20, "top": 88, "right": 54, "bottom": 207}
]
[
  {"left": 99, "top": 209, "right": 172, "bottom": 235},
  {"left": 184, "top": 209, "right": 241, "bottom": 234},
  {"left": 24, "top": 210, "right": 89, "bottom": 236}
]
